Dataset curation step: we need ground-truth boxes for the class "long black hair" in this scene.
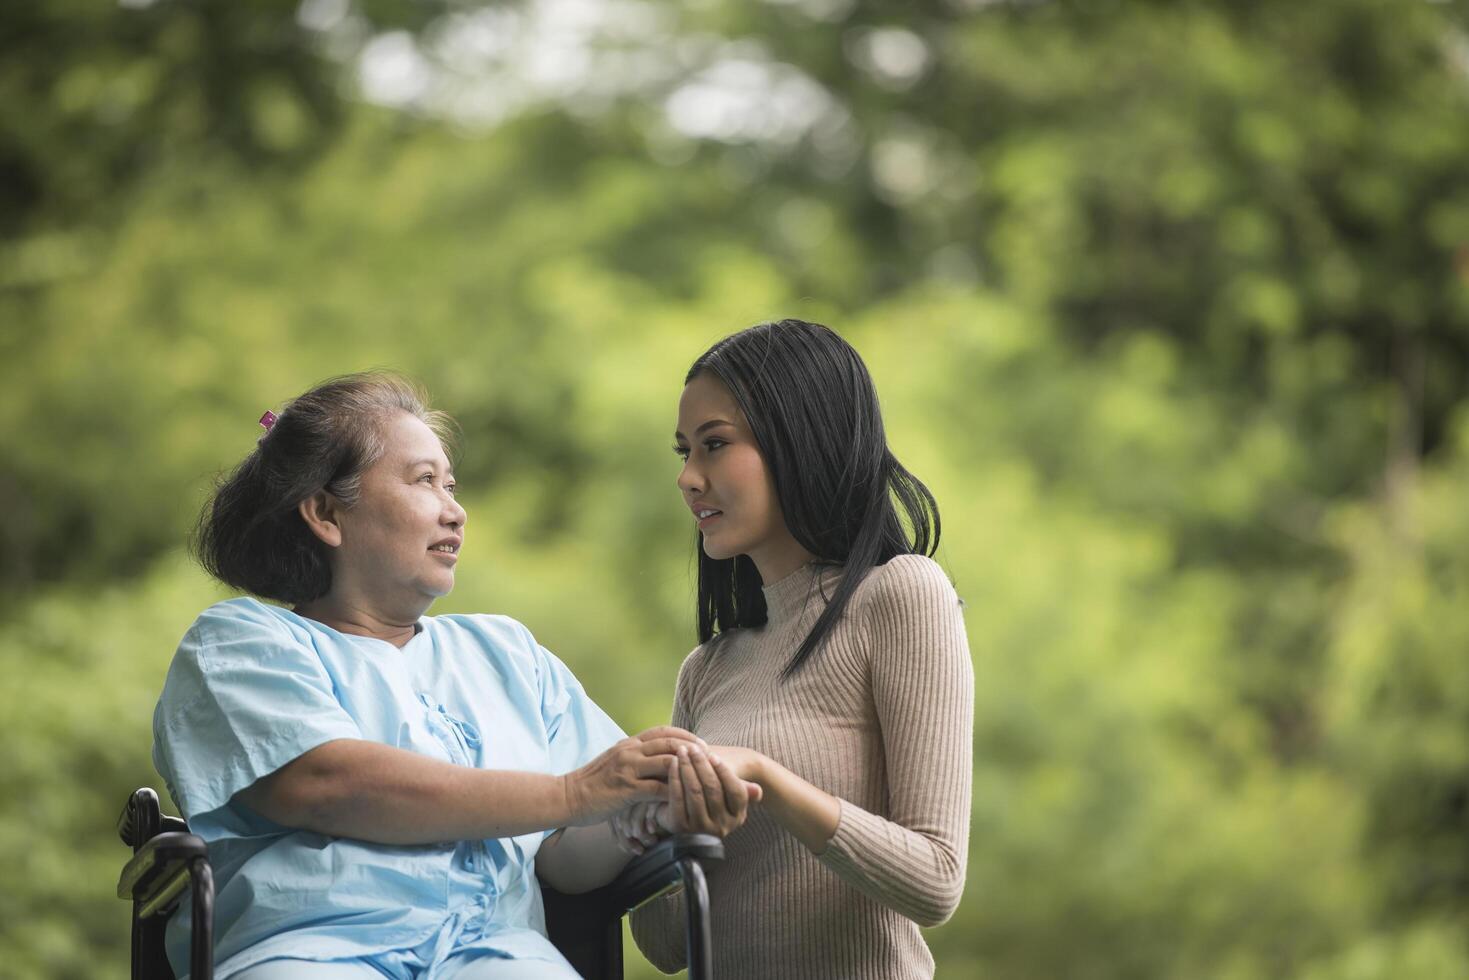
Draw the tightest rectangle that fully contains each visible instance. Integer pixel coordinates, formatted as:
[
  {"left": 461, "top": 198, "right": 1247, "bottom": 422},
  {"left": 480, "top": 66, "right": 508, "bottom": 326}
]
[
  {"left": 686, "top": 319, "right": 940, "bottom": 676},
  {"left": 194, "top": 371, "right": 457, "bottom": 605}
]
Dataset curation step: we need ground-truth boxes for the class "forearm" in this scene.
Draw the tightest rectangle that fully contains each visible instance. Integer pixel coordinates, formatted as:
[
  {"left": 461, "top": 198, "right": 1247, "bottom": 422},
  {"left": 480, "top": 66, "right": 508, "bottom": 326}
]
[
  {"left": 746, "top": 751, "right": 965, "bottom": 925},
  {"left": 238, "top": 738, "right": 575, "bottom": 845},
  {"left": 750, "top": 755, "right": 841, "bottom": 854},
  {"left": 536, "top": 821, "right": 631, "bottom": 893},
  {"left": 816, "top": 800, "right": 968, "bottom": 927}
]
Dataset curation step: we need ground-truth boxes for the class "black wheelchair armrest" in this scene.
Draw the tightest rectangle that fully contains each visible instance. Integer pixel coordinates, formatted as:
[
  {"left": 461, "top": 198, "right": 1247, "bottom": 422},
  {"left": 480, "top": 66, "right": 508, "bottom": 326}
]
[
  {"left": 118, "top": 828, "right": 216, "bottom": 980},
  {"left": 117, "top": 831, "right": 211, "bottom": 919},
  {"left": 614, "top": 833, "right": 721, "bottom": 979},
  {"left": 606, "top": 833, "right": 723, "bottom": 913},
  {"left": 117, "top": 786, "right": 193, "bottom": 851},
  {"left": 540, "top": 833, "right": 723, "bottom": 980}
]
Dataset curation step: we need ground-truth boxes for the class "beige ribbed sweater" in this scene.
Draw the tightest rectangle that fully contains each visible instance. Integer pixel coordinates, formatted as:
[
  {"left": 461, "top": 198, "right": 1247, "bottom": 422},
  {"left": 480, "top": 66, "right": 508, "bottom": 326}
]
[{"left": 629, "top": 554, "right": 974, "bottom": 979}]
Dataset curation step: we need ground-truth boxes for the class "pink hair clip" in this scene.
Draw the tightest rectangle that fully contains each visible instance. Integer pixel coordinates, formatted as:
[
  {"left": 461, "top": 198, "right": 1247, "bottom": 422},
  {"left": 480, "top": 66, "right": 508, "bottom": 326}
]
[{"left": 259, "top": 410, "right": 278, "bottom": 432}]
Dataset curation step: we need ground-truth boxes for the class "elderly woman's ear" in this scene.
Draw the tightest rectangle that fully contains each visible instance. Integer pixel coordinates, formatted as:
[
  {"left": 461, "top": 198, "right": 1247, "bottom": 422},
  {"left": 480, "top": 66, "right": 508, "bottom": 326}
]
[{"left": 298, "top": 491, "right": 344, "bottom": 548}]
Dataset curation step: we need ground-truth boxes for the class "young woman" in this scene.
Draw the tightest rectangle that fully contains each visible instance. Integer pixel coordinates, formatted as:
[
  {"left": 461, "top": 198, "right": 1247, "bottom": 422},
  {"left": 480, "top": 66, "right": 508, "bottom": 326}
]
[
  {"left": 152, "top": 372, "right": 754, "bottom": 980},
  {"left": 626, "top": 321, "right": 974, "bottom": 979}
]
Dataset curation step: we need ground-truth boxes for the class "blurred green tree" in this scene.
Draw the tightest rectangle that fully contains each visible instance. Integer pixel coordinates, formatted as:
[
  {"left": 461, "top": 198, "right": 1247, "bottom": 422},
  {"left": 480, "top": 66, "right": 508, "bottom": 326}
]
[{"left": 2, "top": 1, "right": 1469, "bottom": 978}]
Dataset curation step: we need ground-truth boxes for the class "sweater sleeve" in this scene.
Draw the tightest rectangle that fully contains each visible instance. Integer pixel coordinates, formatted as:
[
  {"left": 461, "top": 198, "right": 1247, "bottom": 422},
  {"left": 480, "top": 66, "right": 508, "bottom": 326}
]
[
  {"left": 816, "top": 554, "right": 974, "bottom": 927},
  {"left": 628, "top": 646, "right": 704, "bottom": 973}
]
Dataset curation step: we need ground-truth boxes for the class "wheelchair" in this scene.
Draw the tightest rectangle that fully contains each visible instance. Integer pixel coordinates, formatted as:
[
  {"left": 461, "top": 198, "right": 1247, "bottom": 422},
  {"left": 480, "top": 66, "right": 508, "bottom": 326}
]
[{"left": 118, "top": 788, "right": 720, "bottom": 980}]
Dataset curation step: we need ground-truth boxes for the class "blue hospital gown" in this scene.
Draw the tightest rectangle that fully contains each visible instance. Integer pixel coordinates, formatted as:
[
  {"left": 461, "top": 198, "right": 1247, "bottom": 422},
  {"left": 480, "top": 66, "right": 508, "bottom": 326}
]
[{"left": 152, "top": 598, "right": 627, "bottom": 979}]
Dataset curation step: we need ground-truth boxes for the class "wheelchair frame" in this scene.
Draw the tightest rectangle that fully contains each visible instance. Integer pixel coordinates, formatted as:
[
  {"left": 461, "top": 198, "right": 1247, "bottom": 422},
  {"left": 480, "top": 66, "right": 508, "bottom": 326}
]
[{"left": 118, "top": 787, "right": 721, "bottom": 980}]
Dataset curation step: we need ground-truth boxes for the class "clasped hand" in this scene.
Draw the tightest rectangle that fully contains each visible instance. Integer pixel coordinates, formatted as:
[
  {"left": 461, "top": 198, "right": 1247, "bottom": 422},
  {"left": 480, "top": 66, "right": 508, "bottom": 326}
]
[
  {"left": 611, "top": 744, "right": 763, "bottom": 855},
  {"left": 563, "top": 726, "right": 708, "bottom": 825}
]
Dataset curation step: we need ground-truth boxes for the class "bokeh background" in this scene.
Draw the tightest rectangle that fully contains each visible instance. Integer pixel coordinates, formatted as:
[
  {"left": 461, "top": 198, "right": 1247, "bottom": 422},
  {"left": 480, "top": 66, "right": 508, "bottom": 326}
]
[{"left": 5, "top": 0, "right": 1469, "bottom": 977}]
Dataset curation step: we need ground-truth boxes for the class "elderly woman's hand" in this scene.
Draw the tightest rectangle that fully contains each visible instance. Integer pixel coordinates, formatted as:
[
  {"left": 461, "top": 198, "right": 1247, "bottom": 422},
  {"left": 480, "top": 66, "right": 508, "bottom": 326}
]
[
  {"left": 665, "top": 744, "right": 763, "bottom": 838},
  {"left": 562, "top": 726, "right": 705, "bottom": 825},
  {"left": 612, "top": 800, "right": 668, "bottom": 855}
]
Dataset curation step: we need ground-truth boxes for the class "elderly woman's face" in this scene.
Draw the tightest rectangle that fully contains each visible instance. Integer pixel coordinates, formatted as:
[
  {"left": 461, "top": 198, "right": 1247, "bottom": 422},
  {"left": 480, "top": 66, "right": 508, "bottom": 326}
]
[{"left": 334, "top": 412, "right": 466, "bottom": 605}]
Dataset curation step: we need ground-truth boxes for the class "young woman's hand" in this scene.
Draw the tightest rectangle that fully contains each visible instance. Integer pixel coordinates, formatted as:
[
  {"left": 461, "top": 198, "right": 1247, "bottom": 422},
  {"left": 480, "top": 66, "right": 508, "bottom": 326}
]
[
  {"left": 705, "top": 744, "right": 843, "bottom": 856},
  {"left": 665, "top": 744, "right": 764, "bottom": 838},
  {"left": 702, "top": 745, "right": 768, "bottom": 785},
  {"left": 562, "top": 727, "right": 705, "bottom": 825}
]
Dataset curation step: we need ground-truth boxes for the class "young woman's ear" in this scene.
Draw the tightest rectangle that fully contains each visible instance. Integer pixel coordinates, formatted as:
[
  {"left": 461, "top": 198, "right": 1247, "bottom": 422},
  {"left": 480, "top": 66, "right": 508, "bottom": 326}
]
[{"left": 298, "top": 491, "right": 345, "bottom": 548}]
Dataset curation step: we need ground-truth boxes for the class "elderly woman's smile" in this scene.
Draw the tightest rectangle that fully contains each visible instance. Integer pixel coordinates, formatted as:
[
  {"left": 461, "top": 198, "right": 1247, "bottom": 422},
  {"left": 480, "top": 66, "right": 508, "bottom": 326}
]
[{"left": 321, "top": 411, "right": 468, "bottom": 616}]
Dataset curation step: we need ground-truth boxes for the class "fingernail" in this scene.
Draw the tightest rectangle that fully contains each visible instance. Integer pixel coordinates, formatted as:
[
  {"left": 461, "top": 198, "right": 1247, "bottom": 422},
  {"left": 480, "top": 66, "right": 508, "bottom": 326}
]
[{"left": 709, "top": 753, "right": 722, "bottom": 765}]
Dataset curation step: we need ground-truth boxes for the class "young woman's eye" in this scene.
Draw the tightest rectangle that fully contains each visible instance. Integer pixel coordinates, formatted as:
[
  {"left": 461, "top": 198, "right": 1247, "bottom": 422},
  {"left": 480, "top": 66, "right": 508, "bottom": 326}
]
[
  {"left": 703, "top": 438, "right": 727, "bottom": 452},
  {"left": 672, "top": 444, "right": 690, "bottom": 460}
]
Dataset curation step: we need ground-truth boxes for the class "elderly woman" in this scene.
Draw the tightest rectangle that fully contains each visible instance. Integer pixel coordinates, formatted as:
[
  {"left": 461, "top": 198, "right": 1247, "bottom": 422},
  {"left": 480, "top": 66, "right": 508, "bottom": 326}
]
[{"left": 152, "top": 372, "right": 754, "bottom": 980}]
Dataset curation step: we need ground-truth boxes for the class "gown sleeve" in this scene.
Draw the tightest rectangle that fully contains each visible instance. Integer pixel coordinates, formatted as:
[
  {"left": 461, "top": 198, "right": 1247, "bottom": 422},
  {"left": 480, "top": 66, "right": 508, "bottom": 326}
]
[
  {"left": 152, "top": 600, "right": 363, "bottom": 823},
  {"left": 535, "top": 644, "right": 628, "bottom": 777}
]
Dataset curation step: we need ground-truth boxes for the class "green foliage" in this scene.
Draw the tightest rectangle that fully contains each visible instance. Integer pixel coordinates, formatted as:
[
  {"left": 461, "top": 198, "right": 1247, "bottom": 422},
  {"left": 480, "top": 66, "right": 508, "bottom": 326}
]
[
  {"left": 0, "top": 558, "right": 226, "bottom": 979},
  {"left": 3, "top": 1, "right": 1469, "bottom": 978}
]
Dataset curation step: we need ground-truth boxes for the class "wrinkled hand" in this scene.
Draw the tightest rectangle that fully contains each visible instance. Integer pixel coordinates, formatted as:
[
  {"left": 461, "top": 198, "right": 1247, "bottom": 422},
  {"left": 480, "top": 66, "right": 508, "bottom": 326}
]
[
  {"left": 563, "top": 726, "right": 705, "bottom": 826},
  {"left": 665, "top": 744, "right": 763, "bottom": 838},
  {"left": 612, "top": 799, "right": 669, "bottom": 856}
]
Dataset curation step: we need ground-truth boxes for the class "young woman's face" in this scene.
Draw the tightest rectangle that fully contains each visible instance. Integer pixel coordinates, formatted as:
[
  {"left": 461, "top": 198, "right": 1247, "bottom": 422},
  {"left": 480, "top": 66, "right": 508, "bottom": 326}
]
[
  {"left": 675, "top": 373, "right": 805, "bottom": 578},
  {"left": 334, "top": 412, "right": 466, "bottom": 605}
]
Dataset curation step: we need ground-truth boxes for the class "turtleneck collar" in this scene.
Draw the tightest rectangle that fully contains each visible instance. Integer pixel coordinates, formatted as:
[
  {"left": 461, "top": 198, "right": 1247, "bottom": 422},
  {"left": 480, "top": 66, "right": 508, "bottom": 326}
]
[{"left": 761, "top": 561, "right": 846, "bottom": 625}]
